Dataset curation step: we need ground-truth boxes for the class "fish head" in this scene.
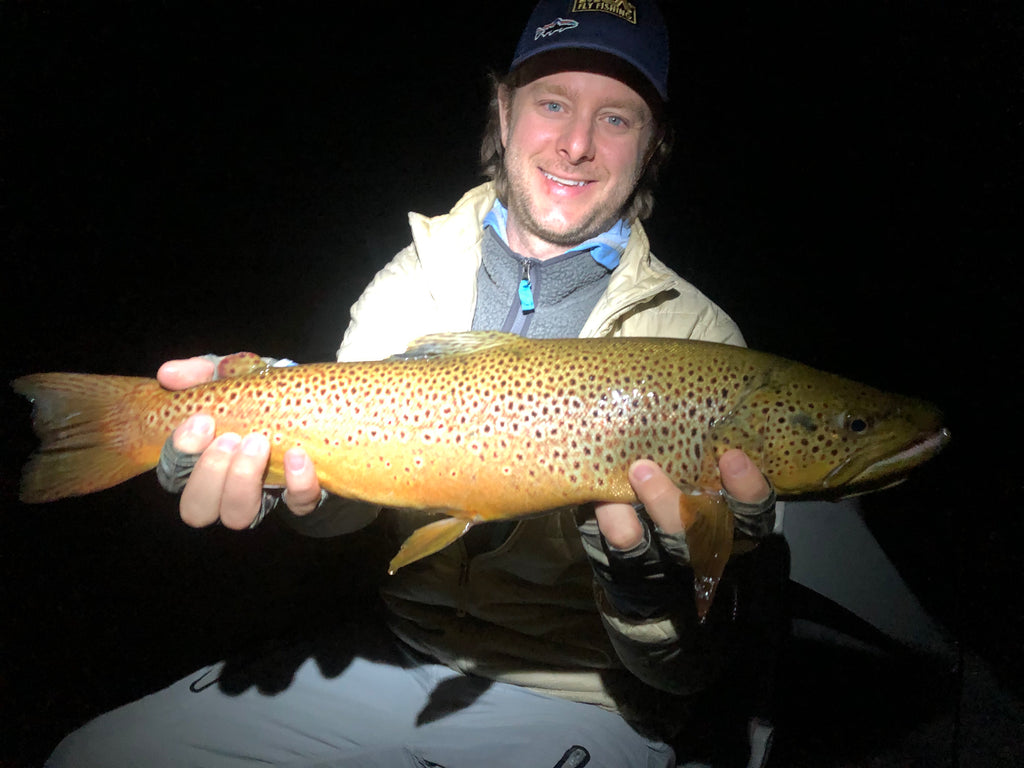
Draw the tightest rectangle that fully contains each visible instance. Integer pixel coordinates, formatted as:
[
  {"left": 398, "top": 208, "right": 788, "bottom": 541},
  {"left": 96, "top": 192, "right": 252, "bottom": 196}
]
[{"left": 706, "top": 361, "right": 950, "bottom": 498}]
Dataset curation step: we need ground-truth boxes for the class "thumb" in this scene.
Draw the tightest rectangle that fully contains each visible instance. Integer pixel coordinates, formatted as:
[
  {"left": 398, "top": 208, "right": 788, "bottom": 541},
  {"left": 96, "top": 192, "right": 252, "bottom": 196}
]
[
  {"left": 719, "top": 449, "right": 771, "bottom": 505},
  {"left": 158, "top": 357, "right": 217, "bottom": 390}
]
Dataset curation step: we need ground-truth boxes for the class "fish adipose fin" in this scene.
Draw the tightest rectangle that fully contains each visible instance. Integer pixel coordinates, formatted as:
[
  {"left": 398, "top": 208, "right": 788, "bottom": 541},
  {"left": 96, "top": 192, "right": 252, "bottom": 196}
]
[
  {"left": 679, "top": 493, "right": 735, "bottom": 620},
  {"left": 12, "top": 373, "right": 162, "bottom": 503},
  {"left": 389, "top": 516, "right": 474, "bottom": 573}
]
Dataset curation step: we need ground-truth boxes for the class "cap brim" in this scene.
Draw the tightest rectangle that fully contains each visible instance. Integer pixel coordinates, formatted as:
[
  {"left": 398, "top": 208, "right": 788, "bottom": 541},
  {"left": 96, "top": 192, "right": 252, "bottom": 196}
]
[{"left": 510, "top": 47, "right": 666, "bottom": 106}]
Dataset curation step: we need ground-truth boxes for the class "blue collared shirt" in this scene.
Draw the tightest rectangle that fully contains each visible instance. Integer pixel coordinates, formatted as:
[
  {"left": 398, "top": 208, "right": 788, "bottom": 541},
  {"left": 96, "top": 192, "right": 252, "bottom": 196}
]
[{"left": 483, "top": 199, "right": 630, "bottom": 270}]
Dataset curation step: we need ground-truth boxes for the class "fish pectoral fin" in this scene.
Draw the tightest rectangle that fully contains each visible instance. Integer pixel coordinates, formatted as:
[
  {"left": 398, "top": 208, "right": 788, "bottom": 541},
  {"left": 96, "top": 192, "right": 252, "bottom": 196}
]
[
  {"left": 389, "top": 517, "right": 474, "bottom": 574},
  {"left": 679, "top": 493, "right": 735, "bottom": 621}
]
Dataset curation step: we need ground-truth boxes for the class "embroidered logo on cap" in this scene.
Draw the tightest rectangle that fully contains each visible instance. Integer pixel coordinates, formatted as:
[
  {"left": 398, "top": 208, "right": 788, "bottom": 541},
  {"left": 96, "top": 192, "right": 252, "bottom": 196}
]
[
  {"left": 571, "top": 0, "right": 637, "bottom": 24},
  {"left": 534, "top": 17, "right": 579, "bottom": 39}
]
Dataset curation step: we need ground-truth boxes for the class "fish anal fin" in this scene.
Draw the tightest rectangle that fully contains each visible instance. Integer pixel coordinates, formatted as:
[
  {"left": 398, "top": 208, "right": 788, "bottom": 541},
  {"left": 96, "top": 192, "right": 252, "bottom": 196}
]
[
  {"left": 389, "top": 516, "right": 474, "bottom": 574},
  {"left": 679, "top": 493, "right": 735, "bottom": 621}
]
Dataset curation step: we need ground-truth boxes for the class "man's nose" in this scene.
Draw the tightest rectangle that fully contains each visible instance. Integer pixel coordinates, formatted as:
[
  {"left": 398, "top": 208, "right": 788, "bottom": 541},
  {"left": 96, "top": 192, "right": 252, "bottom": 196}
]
[{"left": 557, "top": 115, "right": 596, "bottom": 164}]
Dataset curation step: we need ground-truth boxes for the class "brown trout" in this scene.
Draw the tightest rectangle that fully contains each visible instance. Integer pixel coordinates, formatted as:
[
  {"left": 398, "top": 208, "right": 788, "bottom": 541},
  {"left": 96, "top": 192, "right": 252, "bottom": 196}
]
[{"left": 13, "top": 332, "right": 949, "bottom": 616}]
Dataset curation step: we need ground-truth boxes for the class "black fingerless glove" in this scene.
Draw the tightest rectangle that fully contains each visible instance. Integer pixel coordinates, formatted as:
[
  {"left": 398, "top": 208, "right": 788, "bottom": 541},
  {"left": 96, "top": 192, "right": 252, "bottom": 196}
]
[
  {"left": 725, "top": 483, "right": 778, "bottom": 539},
  {"left": 579, "top": 483, "right": 777, "bottom": 620},
  {"left": 578, "top": 508, "right": 693, "bottom": 620}
]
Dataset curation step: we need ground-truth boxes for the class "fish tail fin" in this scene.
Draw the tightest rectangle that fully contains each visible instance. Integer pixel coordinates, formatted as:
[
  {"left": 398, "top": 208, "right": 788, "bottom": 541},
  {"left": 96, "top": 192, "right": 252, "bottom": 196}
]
[{"left": 12, "top": 373, "right": 163, "bottom": 503}]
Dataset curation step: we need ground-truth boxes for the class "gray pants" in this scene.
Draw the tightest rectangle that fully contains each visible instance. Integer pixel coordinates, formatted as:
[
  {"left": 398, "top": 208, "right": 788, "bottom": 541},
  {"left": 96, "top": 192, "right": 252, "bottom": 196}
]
[{"left": 46, "top": 631, "right": 675, "bottom": 768}]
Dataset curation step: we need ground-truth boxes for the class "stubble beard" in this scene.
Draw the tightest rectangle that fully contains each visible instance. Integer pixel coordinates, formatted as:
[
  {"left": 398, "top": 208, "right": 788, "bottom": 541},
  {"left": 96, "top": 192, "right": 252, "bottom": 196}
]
[{"left": 503, "top": 148, "right": 635, "bottom": 250}]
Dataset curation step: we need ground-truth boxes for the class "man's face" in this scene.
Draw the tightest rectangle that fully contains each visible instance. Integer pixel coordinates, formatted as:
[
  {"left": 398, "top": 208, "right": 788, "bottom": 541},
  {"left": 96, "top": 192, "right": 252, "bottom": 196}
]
[{"left": 499, "top": 70, "right": 656, "bottom": 260}]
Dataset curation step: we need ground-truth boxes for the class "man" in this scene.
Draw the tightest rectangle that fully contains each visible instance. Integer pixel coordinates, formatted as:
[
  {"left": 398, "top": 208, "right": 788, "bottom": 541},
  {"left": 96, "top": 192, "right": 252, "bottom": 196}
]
[{"left": 48, "top": 2, "right": 775, "bottom": 766}]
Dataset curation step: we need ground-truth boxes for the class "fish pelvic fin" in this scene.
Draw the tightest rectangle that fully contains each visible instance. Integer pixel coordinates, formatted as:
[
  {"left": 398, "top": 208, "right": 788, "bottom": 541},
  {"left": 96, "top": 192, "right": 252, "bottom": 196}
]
[
  {"left": 680, "top": 493, "right": 735, "bottom": 621},
  {"left": 388, "top": 516, "right": 474, "bottom": 574},
  {"left": 12, "top": 373, "right": 162, "bottom": 503}
]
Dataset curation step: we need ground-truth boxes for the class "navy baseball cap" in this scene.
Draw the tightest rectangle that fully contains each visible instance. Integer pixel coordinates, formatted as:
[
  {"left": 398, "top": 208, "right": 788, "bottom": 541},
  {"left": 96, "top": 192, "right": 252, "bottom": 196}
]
[{"left": 509, "top": 0, "right": 670, "bottom": 101}]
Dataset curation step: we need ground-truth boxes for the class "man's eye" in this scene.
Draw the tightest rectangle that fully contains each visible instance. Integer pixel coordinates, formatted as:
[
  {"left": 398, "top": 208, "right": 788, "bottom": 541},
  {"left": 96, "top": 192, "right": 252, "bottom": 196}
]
[
  {"left": 543, "top": 102, "right": 563, "bottom": 113},
  {"left": 605, "top": 115, "right": 627, "bottom": 128}
]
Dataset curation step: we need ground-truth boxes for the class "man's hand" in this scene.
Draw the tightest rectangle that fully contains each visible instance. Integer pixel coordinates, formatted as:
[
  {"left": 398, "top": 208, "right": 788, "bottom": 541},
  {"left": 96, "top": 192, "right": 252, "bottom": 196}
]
[
  {"left": 582, "top": 451, "right": 774, "bottom": 620},
  {"left": 594, "top": 449, "right": 771, "bottom": 549},
  {"left": 156, "top": 356, "right": 323, "bottom": 528}
]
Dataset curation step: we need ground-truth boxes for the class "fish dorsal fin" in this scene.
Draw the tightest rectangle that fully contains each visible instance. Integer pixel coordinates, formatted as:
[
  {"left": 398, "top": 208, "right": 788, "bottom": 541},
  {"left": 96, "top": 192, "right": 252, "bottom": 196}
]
[
  {"left": 392, "top": 332, "right": 521, "bottom": 361},
  {"left": 388, "top": 516, "right": 474, "bottom": 573}
]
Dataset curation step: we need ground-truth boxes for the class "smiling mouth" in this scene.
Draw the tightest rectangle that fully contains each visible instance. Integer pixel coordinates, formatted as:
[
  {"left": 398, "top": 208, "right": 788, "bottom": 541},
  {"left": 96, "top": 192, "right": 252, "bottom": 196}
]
[{"left": 542, "top": 170, "right": 588, "bottom": 187}]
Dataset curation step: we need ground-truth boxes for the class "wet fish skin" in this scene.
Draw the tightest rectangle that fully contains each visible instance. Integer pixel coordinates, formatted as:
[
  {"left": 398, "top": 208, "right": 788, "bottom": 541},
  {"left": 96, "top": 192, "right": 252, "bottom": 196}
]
[{"left": 12, "top": 332, "right": 949, "bottom": 611}]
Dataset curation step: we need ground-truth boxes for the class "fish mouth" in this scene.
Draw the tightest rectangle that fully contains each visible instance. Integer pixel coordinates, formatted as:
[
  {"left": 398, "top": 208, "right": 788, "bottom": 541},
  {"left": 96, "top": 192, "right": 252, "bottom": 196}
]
[{"left": 825, "top": 427, "right": 951, "bottom": 494}]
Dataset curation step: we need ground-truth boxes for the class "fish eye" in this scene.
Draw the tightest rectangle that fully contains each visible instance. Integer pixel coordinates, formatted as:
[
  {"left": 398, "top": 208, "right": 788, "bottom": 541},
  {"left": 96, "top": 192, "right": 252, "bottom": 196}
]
[{"left": 846, "top": 416, "right": 870, "bottom": 433}]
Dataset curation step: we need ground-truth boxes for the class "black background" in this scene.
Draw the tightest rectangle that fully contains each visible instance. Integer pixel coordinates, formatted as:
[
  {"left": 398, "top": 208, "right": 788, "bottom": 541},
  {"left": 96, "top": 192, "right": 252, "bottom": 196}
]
[{"left": 2, "top": 1, "right": 1021, "bottom": 765}]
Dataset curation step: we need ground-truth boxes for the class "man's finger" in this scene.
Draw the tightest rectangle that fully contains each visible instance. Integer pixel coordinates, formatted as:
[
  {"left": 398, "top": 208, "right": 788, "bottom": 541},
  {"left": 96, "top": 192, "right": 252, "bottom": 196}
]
[
  {"left": 718, "top": 448, "right": 771, "bottom": 505},
  {"left": 282, "top": 448, "right": 322, "bottom": 516},
  {"left": 219, "top": 433, "right": 271, "bottom": 530},
  {"left": 179, "top": 432, "right": 240, "bottom": 527},
  {"left": 594, "top": 501, "right": 644, "bottom": 550},
  {"left": 157, "top": 357, "right": 217, "bottom": 390},
  {"left": 630, "top": 460, "right": 686, "bottom": 534},
  {"left": 171, "top": 413, "right": 216, "bottom": 454}
]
